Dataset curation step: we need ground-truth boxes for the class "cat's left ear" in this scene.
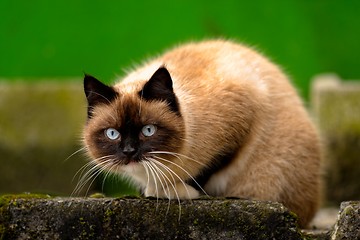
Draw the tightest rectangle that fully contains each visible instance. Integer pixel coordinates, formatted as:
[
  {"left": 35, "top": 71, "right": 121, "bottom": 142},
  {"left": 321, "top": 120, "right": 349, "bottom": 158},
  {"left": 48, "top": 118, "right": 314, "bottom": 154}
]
[
  {"left": 84, "top": 74, "right": 118, "bottom": 118},
  {"left": 140, "top": 67, "right": 180, "bottom": 114}
]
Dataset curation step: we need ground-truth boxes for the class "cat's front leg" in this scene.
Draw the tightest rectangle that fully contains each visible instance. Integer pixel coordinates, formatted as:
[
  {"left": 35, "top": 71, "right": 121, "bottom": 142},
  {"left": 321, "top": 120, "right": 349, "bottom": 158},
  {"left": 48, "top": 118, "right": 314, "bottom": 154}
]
[{"left": 144, "top": 182, "right": 200, "bottom": 200}]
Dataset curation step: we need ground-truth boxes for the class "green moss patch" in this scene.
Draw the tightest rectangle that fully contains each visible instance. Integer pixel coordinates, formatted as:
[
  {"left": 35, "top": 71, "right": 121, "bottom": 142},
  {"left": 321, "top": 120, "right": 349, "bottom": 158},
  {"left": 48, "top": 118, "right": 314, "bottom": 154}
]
[
  {"left": 0, "top": 197, "right": 307, "bottom": 239},
  {"left": 0, "top": 193, "right": 51, "bottom": 240}
]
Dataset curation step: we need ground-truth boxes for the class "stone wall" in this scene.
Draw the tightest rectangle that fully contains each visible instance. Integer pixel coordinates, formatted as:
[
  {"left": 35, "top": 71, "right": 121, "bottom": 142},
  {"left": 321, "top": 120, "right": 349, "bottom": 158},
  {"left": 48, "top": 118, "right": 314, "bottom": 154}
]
[
  {"left": 0, "top": 81, "right": 87, "bottom": 196},
  {"left": 311, "top": 74, "right": 360, "bottom": 205},
  {"left": 0, "top": 195, "right": 359, "bottom": 239}
]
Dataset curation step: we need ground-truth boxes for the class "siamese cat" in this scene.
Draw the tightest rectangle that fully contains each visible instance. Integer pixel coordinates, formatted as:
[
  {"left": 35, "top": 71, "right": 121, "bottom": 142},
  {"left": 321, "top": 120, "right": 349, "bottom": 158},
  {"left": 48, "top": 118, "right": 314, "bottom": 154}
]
[{"left": 82, "top": 40, "right": 321, "bottom": 227}]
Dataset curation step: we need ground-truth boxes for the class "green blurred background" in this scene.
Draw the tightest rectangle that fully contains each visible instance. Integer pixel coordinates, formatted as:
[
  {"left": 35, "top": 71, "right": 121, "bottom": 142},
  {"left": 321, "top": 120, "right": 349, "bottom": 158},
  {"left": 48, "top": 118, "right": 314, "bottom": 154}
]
[
  {"left": 1, "top": 0, "right": 360, "bottom": 197},
  {"left": 1, "top": 0, "right": 360, "bottom": 97}
]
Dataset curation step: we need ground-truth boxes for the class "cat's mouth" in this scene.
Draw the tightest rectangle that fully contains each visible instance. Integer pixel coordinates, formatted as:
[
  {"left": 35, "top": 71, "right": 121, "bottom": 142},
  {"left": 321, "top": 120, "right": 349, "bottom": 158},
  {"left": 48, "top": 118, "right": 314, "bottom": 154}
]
[
  {"left": 120, "top": 152, "right": 158, "bottom": 166},
  {"left": 120, "top": 152, "right": 149, "bottom": 165},
  {"left": 123, "top": 158, "right": 140, "bottom": 165}
]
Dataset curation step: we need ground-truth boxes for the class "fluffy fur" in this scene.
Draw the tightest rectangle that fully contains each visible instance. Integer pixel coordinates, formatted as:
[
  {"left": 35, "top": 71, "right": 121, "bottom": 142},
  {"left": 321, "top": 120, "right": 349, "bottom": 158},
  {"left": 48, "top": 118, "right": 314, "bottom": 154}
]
[{"left": 82, "top": 40, "right": 322, "bottom": 227}]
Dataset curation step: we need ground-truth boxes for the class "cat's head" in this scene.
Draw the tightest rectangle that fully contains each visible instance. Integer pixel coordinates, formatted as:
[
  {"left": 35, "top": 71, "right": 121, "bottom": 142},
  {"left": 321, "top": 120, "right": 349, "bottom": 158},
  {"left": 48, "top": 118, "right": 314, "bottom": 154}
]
[{"left": 83, "top": 67, "right": 185, "bottom": 171}]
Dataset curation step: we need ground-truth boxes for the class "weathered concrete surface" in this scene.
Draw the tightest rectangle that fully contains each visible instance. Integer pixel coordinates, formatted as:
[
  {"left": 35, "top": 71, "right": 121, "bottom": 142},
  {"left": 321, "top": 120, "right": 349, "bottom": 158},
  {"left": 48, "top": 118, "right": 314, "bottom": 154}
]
[
  {"left": 312, "top": 74, "right": 360, "bottom": 205},
  {"left": 0, "top": 81, "right": 137, "bottom": 197},
  {"left": 0, "top": 196, "right": 306, "bottom": 240},
  {"left": 331, "top": 201, "right": 360, "bottom": 240},
  {"left": 0, "top": 81, "right": 88, "bottom": 195}
]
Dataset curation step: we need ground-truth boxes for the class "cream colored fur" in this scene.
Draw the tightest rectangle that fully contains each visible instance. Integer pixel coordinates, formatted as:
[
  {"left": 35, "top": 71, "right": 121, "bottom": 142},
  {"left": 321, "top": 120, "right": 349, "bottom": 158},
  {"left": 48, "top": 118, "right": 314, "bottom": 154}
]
[{"left": 85, "top": 40, "right": 322, "bottom": 227}]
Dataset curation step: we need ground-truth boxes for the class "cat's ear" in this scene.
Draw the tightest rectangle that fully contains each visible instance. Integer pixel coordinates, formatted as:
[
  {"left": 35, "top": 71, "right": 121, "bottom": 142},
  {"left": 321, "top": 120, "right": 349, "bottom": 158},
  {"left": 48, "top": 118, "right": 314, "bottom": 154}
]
[
  {"left": 84, "top": 74, "right": 118, "bottom": 118},
  {"left": 140, "top": 67, "right": 180, "bottom": 114}
]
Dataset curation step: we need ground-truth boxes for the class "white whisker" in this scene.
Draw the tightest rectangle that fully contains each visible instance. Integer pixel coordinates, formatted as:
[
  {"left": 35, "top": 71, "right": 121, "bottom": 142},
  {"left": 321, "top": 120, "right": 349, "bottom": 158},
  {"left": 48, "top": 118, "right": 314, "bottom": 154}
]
[
  {"left": 84, "top": 168, "right": 104, "bottom": 196},
  {"left": 153, "top": 156, "right": 208, "bottom": 197},
  {"left": 64, "top": 146, "right": 87, "bottom": 163},
  {"left": 143, "top": 161, "right": 160, "bottom": 202},
  {"left": 148, "top": 158, "right": 180, "bottom": 214},
  {"left": 149, "top": 151, "right": 207, "bottom": 168},
  {"left": 72, "top": 155, "right": 115, "bottom": 196},
  {"left": 146, "top": 159, "right": 170, "bottom": 211},
  {"left": 87, "top": 160, "right": 115, "bottom": 193},
  {"left": 146, "top": 160, "right": 169, "bottom": 199},
  {"left": 101, "top": 164, "right": 116, "bottom": 193},
  {"left": 141, "top": 162, "right": 151, "bottom": 197},
  {"left": 150, "top": 158, "right": 183, "bottom": 220},
  {"left": 72, "top": 165, "right": 97, "bottom": 196},
  {"left": 152, "top": 156, "right": 192, "bottom": 200},
  {"left": 72, "top": 160, "right": 96, "bottom": 184},
  {"left": 72, "top": 155, "right": 112, "bottom": 183},
  {"left": 74, "top": 166, "right": 102, "bottom": 196},
  {"left": 148, "top": 160, "right": 172, "bottom": 212}
]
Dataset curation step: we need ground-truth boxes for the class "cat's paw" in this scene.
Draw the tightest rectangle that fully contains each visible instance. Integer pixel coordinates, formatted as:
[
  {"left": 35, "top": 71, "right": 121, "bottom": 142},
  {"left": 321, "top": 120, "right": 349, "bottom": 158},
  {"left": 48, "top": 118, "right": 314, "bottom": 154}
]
[
  {"left": 175, "top": 184, "right": 200, "bottom": 199},
  {"left": 144, "top": 183, "right": 200, "bottom": 200}
]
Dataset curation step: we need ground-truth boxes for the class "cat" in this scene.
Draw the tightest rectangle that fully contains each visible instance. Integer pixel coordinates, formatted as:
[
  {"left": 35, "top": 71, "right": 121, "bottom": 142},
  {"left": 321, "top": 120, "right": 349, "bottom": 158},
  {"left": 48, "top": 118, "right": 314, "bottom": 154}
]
[{"left": 82, "top": 39, "right": 322, "bottom": 228}]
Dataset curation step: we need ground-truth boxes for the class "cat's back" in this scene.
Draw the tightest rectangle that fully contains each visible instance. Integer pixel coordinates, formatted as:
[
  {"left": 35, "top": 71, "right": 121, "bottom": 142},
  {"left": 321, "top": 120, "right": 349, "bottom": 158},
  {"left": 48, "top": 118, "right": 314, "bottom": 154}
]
[
  {"left": 167, "top": 40, "right": 294, "bottom": 92},
  {"left": 118, "top": 40, "right": 308, "bottom": 141},
  {"left": 121, "top": 40, "right": 299, "bottom": 105}
]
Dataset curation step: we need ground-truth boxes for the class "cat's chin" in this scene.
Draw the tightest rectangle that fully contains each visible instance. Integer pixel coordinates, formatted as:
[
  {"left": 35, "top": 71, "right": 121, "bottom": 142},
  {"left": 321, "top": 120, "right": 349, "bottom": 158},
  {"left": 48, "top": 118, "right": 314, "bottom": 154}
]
[{"left": 121, "top": 161, "right": 143, "bottom": 174}]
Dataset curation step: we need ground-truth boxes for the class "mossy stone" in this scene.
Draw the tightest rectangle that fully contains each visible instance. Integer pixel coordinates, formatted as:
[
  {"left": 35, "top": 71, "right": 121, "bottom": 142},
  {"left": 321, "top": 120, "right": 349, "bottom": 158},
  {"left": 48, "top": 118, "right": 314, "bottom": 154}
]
[
  {"left": 0, "top": 81, "right": 89, "bottom": 196},
  {"left": 312, "top": 75, "right": 360, "bottom": 205},
  {"left": 330, "top": 201, "right": 360, "bottom": 240},
  {"left": 1, "top": 196, "right": 306, "bottom": 239}
]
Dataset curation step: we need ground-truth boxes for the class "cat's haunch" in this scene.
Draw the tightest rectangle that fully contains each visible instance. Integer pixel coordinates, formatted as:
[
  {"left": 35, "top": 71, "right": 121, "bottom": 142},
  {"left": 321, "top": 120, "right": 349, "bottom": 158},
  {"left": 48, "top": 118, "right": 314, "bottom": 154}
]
[{"left": 82, "top": 40, "right": 322, "bottom": 228}]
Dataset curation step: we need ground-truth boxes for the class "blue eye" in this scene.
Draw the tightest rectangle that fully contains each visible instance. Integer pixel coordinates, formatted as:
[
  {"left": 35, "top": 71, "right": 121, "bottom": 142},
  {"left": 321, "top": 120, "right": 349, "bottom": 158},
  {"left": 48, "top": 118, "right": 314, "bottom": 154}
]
[
  {"left": 105, "top": 128, "right": 120, "bottom": 140},
  {"left": 142, "top": 124, "right": 156, "bottom": 137}
]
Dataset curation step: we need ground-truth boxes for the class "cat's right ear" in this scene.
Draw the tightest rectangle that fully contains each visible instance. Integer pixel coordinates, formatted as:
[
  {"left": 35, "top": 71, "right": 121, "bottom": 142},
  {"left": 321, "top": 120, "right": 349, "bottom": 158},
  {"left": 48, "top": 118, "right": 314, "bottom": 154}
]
[{"left": 84, "top": 74, "right": 118, "bottom": 118}]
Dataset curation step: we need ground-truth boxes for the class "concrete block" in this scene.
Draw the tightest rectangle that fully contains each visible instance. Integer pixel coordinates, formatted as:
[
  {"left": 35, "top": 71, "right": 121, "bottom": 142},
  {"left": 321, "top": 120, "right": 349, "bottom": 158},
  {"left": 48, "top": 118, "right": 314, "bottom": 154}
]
[
  {"left": 0, "top": 196, "right": 305, "bottom": 240},
  {"left": 331, "top": 201, "right": 360, "bottom": 240},
  {"left": 312, "top": 74, "right": 360, "bottom": 204},
  {"left": 0, "top": 81, "right": 87, "bottom": 195}
]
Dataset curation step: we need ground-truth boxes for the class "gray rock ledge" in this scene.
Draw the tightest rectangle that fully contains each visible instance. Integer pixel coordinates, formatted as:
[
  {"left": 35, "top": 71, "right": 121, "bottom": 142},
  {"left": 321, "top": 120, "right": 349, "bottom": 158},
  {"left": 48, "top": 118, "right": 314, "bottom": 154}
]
[
  {"left": 0, "top": 196, "right": 308, "bottom": 240},
  {"left": 331, "top": 201, "right": 360, "bottom": 240}
]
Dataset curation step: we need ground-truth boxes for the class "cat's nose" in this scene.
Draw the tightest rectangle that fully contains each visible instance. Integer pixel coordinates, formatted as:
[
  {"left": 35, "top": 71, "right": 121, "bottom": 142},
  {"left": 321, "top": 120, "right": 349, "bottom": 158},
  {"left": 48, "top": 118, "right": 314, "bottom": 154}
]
[{"left": 122, "top": 145, "right": 137, "bottom": 157}]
